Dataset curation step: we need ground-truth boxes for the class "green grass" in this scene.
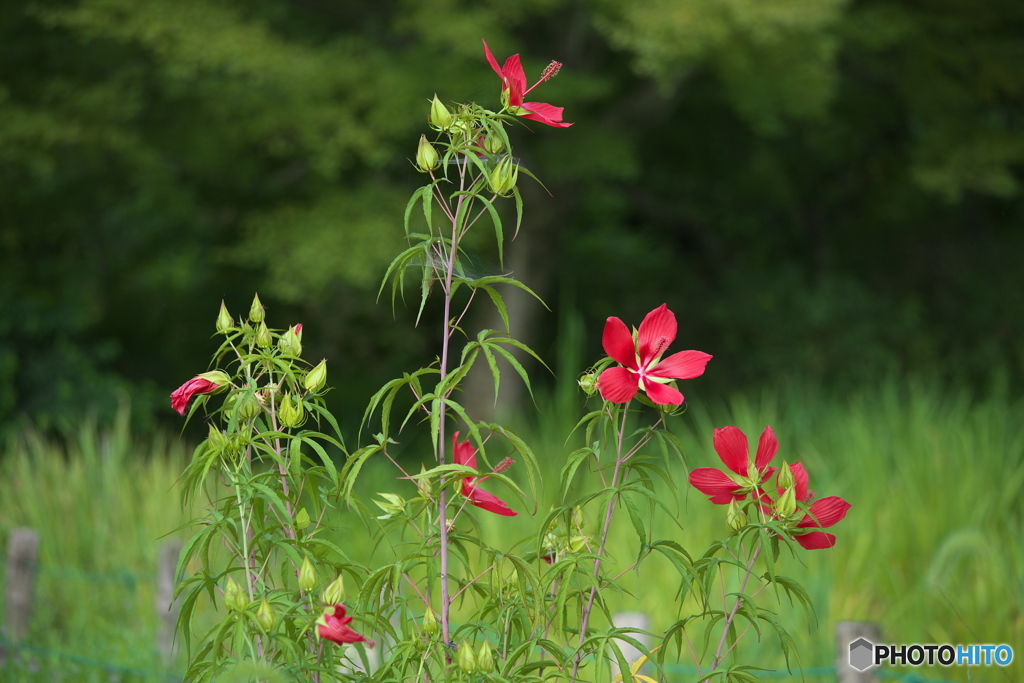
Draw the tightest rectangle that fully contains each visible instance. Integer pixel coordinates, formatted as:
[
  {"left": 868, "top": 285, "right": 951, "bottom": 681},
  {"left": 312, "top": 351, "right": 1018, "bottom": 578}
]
[{"left": 1, "top": 377, "right": 1021, "bottom": 682}]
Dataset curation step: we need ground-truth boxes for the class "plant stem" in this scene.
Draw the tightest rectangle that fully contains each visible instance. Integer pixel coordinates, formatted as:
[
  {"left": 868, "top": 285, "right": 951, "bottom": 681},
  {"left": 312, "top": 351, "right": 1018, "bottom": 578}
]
[{"left": 709, "top": 540, "right": 762, "bottom": 671}]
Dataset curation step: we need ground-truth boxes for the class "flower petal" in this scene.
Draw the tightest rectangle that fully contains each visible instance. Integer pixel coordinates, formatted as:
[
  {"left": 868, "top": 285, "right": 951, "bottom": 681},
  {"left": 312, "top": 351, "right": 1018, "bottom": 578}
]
[
  {"left": 754, "top": 426, "right": 778, "bottom": 471},
  {"left": 500, "top": 54, "right": 527, "bottom": 104},
  {"left": 641, "top": 377, "right": 683, "bottom": 405},
  {"left": 451, "top": 432, "right": 477, "bottom": 469},
  {"left": 597, "top": 366, "right": 639, "bottom": 403},
  {"left": 689, "top": 467, "right": 743, "bottom": 504},
  {"left": 601, "top": 316, "right": 637, "bottom": 368},
  {"left": 788, "top": 462, "right": 811, "bottom": 501},
  {"left": 648, "top": 350, "right": 712, "bottom": 380},
  {"left": 795, "top": 531, "right": 837, "bottom": 550},
  {"left": 713, "top": 426, "right": 750, "bottom": 477},
  {"left": 636, "top": 304, "right": 676, "bottom": 365},
  {"left": 521, "top": 101, "right": 573, "bottom": 127},
  {"left": 318, "top": 604, "right": 374, "bottom": 646},
  {"left": 169, "top": 377, "right": 219, "bottom": 415},
  {"left": 797, "top": 496, "right": 851, "bottom": 529},
  {"left": 482, "top": 40, "right": 503, "bottom": 79},
  {"left": 466, "top": 486, "right": 517, "bottom": 516}
]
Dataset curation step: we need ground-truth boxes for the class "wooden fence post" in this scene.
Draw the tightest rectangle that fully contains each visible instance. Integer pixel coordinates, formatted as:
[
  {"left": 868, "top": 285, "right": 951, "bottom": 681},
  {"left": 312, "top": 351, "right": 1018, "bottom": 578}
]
[
  {"left": 836, "top": 621, "right": 882, "bottom": 683},
  {"left": 156, "top": 540, "right": 184, "bottom": 666},
  {"left": 5, "top": 527, "right": 40, "bottom": 644}
]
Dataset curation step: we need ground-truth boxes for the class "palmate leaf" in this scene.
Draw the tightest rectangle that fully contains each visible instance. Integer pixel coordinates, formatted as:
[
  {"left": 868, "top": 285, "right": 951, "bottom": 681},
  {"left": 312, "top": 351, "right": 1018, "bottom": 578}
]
[{"left": 360, "top": 367, "right": 439, "bottom": 440}]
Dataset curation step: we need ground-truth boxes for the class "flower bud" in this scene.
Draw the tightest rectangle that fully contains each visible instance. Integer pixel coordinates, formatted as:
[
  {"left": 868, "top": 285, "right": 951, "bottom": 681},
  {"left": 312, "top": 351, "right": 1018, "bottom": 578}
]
[
  {"left": 726, "top": 501, "right": 748, "bottom": 534},
  {"left": 429, "top": 95, "right": 452, "bottom": 130},
  {"left": 196, "top": 370, "right": 231, "bottom": 389},
  {"left": 483, "top": 132, "right": 505, "bottom": 155},
  {"left": 477, "top": 642, "right": 494, "bottom": 671},
  {"left": 577, "top": 371, "right": 598, "bottom": 396},
  {"left": 304, "top": 359, "right": 327, "bottom": 393},
  {"left": 322, "top": 574, "right": 346, "bottom": 606},
  {"left": 257, "top": 597, "right": 276, "bottom": 631},
  {"left": 278, "top": 393, "right": 305, "bottom": 429},
  {"left": 216, "top": 301, "right": 234, "bottom": 335},
  {"left": 248, "top": 293, "right": 265, "bottom": 323},
  {"left": 777, "top": 462, "right": 796, "bottom": 491},
  {"left": 236, "top": 392, "right": 262, "bottom": 420},
  {"left": 278, "top": 324, "right": 303, "bottom": 357},
  {"left": 254, "top": 321, "right": 272, "bottom": 349},
  {"left": 416, "top": 135, "right": 439, "bottom": 172},
  {"left": 421, "top": 607, "right": 438, "bottom": 635},
  {"left": 777, "top": 485, "right": 797, "bottom": 518},
  {"left": 299, "top": 556, "right": 317, "bottom": 592},
  {"left": 488, "top": 156, "right": 518, "bottom": 196},
  {"left": 457, "top": 642, "right": 477, "bottom": 674},
  {"left": 224, "top": 576, "right": 247, "bottom": 612}
]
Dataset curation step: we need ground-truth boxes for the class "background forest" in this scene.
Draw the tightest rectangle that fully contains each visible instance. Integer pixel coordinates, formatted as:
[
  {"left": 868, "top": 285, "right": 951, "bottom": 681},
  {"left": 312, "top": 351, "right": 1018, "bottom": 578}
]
[{"left": 2, "top": 0, "right": 1023, "bottom": 435}]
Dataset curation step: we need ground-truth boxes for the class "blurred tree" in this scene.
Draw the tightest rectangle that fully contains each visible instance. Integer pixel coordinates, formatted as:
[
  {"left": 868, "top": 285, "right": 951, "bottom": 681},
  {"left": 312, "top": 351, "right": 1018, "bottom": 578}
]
[{"left": 1, "top": 0, "right": 1022, "bottom": 435}]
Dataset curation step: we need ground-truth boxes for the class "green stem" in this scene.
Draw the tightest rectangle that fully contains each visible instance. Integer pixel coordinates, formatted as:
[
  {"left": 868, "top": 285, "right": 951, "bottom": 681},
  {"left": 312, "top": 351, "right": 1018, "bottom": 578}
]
[{"left": 709, "top": 541, "right": 762, "bottom": 671}]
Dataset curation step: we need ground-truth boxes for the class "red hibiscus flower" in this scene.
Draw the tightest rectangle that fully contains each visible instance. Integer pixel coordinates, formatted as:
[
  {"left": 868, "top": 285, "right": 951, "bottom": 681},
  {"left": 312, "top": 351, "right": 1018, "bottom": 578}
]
[
  {"left": 318, "top": 604, "right": 375, "bottom": 647},
  {"left": 596, "top": 304, "right": 712, "bottom": 405},
  {"left": 689, "top": 426, "right": 779, "bottom": 504},
  {"left": 452, "top": 432, "right": 517, "bottom": 516},
  {"left": 792, "top": 496, "right": 852, "bottom": 550},
  {"left": 483, "top": 39, "right": 573, "bottom": 128},
  {"left": 170, "top": 371, "right": 229, "bottom": 415}
]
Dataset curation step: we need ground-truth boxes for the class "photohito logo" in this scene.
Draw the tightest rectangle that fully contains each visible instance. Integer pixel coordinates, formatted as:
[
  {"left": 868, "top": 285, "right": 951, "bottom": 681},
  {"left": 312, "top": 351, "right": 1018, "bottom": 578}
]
[{"left": 848, "top": 637, "right": 1014, "bottom": 671}]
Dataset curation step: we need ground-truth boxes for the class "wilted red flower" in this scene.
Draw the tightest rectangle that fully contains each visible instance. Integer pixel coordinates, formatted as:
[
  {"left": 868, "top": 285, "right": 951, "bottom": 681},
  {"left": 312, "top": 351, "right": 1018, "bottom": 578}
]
[
  {"left": 170, "top": 372, "right": 228, "bottom": 415},
  {"left": 689, "top": 426, "right": 779, "bottom": 504},
  {"left": 597, "top": 304, "right": 712, "bottom": 405},
  {"left": 318, "top": 604, "right": 375, "bottom": 647},
  {"left": 792, "top": 496, "right": 852, "bottom": 549},
  {"left": 483, "top": 39, "right": 573, "bottom": 128},
  {"left": 452, "top": 432, "right": 517, "bottom": 516}
]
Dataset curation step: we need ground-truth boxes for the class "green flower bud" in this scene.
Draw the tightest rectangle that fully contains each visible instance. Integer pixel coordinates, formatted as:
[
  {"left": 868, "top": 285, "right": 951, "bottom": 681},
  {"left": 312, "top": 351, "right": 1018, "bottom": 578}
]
[
  {"left": 488, "top": 156, "right": 518, "bottom": 196},
  {"left": 483, "top": 132, "right": 505, "bottom": 155},
  {"left": 422, "top": 607, "right": 438, "bottom": 635},
  {"left": 777, "top": 485, "right": 797, "bottom": 518},
  {"left": 304, "top": 359, "right": 327, "bottom": 393},
  {"left": 278, "top": 393, "right": 305, "bottom": 429},
  {"left": 216, "top": 301, "right": 234, "bottom": 335},
  {"left": 257, "top": 597, "right": 276, "bottom": 631},
  {"left": 299, "top": 556, "right": 317, "bottom": 592},
  {"left": 196, "top": 370, "right": 231, "bottom": 388},
  {"left": 777, "top": 461, "right": 795, "bottom": 490},
  {"left": 477, "top": 642, "right": 495, "bottom": 671},
  {"left": 429, "top": 94, "right": 452, "bottom": 130},
  {"left": 248, "top": 293, "right": 265, "bottom": 323},
  {"left": 726, "top": 501, "right": 748, "bottom": 534},
  {"left": 457, "top": 642, "right": 477, "bottom": 674},
  {"left": 322, "top": 573, "right": 346, "bottom": 606},
  {"left": 236, "top": 392, "right": 262, "bottom": 421},
  {"left": 294, "top": 507, "right": 311, "bottom": 531},
  {"left": 254, "top": 321, "right": 272, "bottom": 349},
  {"left": 278, "top": 324, "right": 303, "bottom": 357},
  {"left": 224, "top": 576, "right": 247, "bottom": 612},
  {"left": 577, "top": 371, "right": 598, "bottom": 396},
  {"left": 416, "top": 134, "right": 439, "bottom": 172}
]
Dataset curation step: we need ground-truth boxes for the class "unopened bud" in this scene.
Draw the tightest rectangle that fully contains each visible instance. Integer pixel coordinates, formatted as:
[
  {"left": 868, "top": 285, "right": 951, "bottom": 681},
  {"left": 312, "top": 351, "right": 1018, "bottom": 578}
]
[
  {"left": 777, "top": 485, "right": 797, "bottom": 518},
  {"left": 429, "top": 95, "right": 453, "bottom": 130},
  {"left": 726, "top": 501, "right": 748, "bottom": 533},
  {"left": 224, "top": 576, "right": 247, "bottom": 612},
  {"left": 304, "top": 359, "right": 327, "bottom": 393},
  {"left": 477, "top": 642, "right": 494, "bottom": 671},
  {"left": 322, "top": 574, "right": 346, "bottom": 606},
  {"left": 255, "top": 321, "right": 271, "bottom": 348},
  {"left": 248, "top": 293, "right": 265, "bottom": 323},
  {"left": 457, "top": 642, "right": 477, "bottom": 673},
  {"left": 196, "top": 370, "right": 231, "bottom": 389},
  {"left": 257, "top": 597, "right": 276, "bottom": 631},
  {"left": 216, "top": 301, "right": 234, "bottom": 334},
  {"left": 299, "top": 556, "right": 317, "bottom": 592},
  {"left": 777, "top": 462, "right": 795, "bottom": 490},
  {"left": 416, "top": 135, "right": 439, "bottom": 172},
  {"left": 422, "top": 607, "right": 438, "bottom": 635},
  {"left": 278, "top": 393, "right": 305, "bottom": 428},
  {"left": 236, "top": 392, "right": 262, "bottom": 420},
  {"left": 278, "top": 324, "right": 303, "bottom": 357},
  {"left": 577, "top": 372, "right": 598, "bottom": 396},
  {"left": 488, "top": 156, "right": 518, "bottom": 196},
  {"left": 483, "top": 132, "right": 505, "bottom": 155}
]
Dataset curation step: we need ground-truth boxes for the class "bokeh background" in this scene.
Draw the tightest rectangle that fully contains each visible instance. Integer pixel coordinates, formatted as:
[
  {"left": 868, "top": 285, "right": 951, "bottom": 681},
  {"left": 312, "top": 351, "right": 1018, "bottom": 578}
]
[{"left": 1, "top": 0, "right": 1022, "bottom": 680}]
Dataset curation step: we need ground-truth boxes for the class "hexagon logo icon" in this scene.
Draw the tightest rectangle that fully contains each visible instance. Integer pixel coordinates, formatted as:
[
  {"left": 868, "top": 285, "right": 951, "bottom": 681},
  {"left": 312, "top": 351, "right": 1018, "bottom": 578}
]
[{"left": 849, "top": 637, "right": 875, "bottom": 672}]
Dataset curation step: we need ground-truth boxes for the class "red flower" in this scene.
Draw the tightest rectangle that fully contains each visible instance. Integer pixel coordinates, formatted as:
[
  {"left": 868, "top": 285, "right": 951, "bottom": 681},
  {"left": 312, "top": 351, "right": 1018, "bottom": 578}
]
[
  {"left": 318, "top": 604, "right": 375, "bottom": 647},
  {"left": 483, "top": 39, "right": 573, "bottom": 128},
  {"left": 169, "top": 372, "right": 228, "bottom": 415},
  {"left": 452, "top": 432, "right": 517, "bottom": 516},
  {"left": 793, "top": 496, "right": 852, "bottom": 550},
  {"left": 689, "top": 426, "right": 778, "bottom": 504},
  {"left": 596, "top": 304, "right": 712, "bottom": 405}
]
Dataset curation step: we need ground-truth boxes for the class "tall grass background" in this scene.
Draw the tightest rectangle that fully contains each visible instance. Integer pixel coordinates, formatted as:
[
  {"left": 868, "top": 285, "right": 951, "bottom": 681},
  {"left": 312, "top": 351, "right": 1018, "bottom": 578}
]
[{"left": 1, "top": 376, "right": 1021, "bottom": 682}]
